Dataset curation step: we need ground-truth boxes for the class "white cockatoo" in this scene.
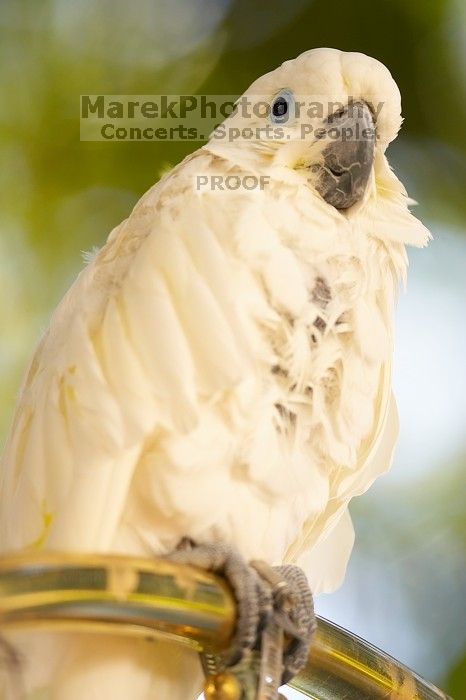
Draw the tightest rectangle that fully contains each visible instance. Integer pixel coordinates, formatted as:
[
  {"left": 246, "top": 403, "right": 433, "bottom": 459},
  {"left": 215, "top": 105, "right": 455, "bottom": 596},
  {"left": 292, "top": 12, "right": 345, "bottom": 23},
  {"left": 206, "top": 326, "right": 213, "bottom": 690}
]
[{"left": 0, "top": 48, "right": 429, "bottom": 699}]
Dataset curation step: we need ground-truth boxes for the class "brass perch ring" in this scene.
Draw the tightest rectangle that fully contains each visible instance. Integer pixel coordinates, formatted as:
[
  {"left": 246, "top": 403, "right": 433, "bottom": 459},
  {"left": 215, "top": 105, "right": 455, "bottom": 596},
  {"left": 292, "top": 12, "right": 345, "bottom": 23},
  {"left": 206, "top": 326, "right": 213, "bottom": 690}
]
[{"left": 0, "top": 552, "right": 450, "bottom": 699}]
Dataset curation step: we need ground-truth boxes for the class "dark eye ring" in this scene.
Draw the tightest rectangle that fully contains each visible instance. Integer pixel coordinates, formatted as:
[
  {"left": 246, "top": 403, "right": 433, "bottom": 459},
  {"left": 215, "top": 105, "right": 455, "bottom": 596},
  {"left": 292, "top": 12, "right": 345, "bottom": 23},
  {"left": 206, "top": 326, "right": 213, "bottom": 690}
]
[{"left": 270, "top": 90, "right": 294, "bottom": 124}]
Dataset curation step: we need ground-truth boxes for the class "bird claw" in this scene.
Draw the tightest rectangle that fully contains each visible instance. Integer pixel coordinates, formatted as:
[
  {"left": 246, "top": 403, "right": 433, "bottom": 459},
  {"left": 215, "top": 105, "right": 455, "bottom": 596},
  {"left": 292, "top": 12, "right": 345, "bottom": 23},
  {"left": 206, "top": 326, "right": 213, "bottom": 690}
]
[{"left": 166, "top": 540, "right": 315, "bottom": 699}]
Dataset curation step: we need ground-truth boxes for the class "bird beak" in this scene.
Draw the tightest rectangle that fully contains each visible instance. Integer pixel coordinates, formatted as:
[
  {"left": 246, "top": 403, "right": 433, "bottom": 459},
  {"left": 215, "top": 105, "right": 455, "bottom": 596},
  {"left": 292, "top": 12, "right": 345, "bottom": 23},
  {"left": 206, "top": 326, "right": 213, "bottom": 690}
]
[{"left": 310, "top": 101, "right": 375, "bottom": 210}]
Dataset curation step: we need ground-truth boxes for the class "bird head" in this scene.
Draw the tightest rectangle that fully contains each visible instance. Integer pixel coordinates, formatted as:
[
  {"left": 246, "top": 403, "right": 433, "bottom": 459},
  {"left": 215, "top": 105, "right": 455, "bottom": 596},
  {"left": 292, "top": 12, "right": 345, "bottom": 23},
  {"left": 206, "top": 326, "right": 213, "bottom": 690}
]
[{"left": 206, "top": 48, "right": 430, "bottom": 248}]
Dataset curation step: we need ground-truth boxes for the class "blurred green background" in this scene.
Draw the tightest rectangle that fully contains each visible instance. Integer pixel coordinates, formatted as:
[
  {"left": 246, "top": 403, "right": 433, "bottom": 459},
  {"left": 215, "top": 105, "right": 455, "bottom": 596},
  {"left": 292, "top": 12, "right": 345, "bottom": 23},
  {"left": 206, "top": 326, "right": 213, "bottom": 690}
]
[{"left": 0, "top": 1, "right": 465, "bottom": 696}]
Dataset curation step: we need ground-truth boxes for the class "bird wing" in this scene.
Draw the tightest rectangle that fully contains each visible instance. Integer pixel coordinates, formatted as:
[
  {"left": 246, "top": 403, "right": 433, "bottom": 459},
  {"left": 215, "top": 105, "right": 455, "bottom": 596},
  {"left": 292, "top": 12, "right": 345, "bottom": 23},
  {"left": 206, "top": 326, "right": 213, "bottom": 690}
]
[{"left": 0, "top": 156, "right": 254, "bottom": 554}]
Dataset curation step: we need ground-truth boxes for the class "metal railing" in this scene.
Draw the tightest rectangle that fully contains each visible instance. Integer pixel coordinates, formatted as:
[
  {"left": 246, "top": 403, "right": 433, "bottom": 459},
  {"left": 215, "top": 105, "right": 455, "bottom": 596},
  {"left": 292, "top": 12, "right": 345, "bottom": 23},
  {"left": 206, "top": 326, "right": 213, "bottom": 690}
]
[{"left": 0, "top": 552, "right": 451, "bottom": 699}]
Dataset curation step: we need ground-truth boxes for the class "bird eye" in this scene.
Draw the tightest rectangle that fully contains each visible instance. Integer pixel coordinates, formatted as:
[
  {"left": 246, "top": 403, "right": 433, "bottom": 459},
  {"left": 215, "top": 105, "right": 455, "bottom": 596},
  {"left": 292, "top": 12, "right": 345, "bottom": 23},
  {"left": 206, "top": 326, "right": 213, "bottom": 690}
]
[{"left": 270, "top": 90, "right": 294, "bottom": 124}]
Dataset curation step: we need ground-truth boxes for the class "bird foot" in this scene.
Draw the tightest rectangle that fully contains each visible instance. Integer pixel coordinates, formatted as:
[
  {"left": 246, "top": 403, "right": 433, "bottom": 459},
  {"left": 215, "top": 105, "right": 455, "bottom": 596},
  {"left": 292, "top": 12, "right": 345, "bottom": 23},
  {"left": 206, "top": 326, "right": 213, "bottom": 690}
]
[{"left": 166, "top": 540, "right": 315, "bottom": 699}]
